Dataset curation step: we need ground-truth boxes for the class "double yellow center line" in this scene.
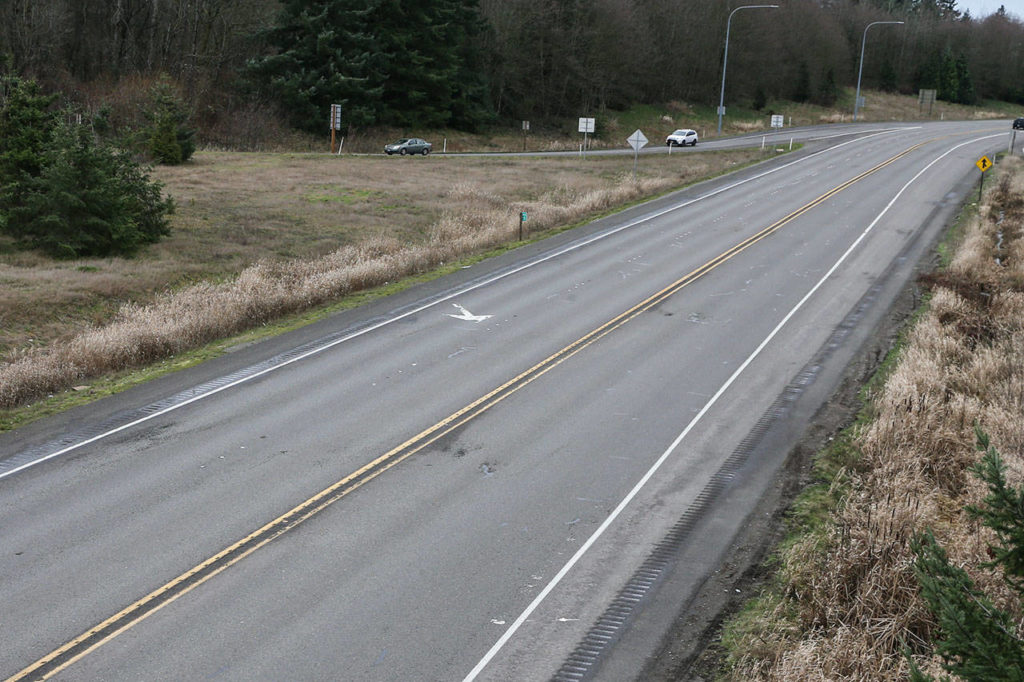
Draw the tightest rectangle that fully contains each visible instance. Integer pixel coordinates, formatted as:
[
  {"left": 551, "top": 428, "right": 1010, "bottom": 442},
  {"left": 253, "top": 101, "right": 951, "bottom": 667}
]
[{"left": 8, "top": 141, "right": 925, "bottom": 681}]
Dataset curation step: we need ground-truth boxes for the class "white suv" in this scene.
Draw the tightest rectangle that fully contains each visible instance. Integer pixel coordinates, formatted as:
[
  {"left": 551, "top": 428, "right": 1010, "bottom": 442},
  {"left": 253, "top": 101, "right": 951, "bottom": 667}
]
[{"left": 666, "top": 129, "right": 698, "bottom": 147}]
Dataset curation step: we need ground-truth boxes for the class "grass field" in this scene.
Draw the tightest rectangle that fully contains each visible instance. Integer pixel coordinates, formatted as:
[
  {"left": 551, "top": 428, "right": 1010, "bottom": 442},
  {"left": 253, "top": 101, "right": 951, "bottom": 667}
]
[{"left": 0, "top": 146, "right": 773, "bottom": 413}]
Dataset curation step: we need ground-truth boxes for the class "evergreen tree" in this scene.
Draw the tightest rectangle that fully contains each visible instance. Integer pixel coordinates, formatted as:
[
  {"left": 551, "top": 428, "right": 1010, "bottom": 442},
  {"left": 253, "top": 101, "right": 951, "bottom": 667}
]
[
  {"left": 248, "top": 1, "right": 380, "bottom": 130},
  {"left": 913, "top": 0, "right": 961, "bottom": 19},
  {"left": 8, "top": 120, "right": 173, "bottom": 258},
  {"left": 143, "top": 79, "right": 196, "bottom": 164},
  {"left": 792, "top": 60, "right": 811, "bottom": 103},
  {"left": 880, "top": 59, "right": 899, "bottom": 92},
  {"left": 429, "top": 0, "right": 491, "bottom": 130},
  {"left": 1, "top": 77, "right": 174, "bottom": 258},
  {"left": 814, "top": 67, "right": 839, "bottom": 107},
  {"left": 937, "top": 48, "right": 960, "bottom": 102},
  {"left": 0, "top": 77, "right": 58, "bottom": 228},
  {"left": 148, "top": 114, "right": 183, "bottom": 165},
  {"left": 914, "top": 51, "right": 941, "bottom": 95},
  {"left": 247, "top": 0, "right": 491, "bottom": 132},
  {"left": 910, "top": 429, "right": 1024, "bottom": 681},
  {"left": 753, "top": 85, "right": 767, "bottom": 112},
  {"left": 938, "top": 0, "right": 961, "bottom": 19},
  {"left": 955, "top": 51, "right": 977, "bottom": 105}
]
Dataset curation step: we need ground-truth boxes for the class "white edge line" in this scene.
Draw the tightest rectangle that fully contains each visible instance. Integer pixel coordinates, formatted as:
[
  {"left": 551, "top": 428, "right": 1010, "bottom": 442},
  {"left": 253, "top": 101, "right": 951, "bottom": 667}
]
[
  {"left": 0, "top": 128, "right": 907, "bottom": 481},
  {"left": 460, "top": 132, "right": 1004, "bottom": 681}
]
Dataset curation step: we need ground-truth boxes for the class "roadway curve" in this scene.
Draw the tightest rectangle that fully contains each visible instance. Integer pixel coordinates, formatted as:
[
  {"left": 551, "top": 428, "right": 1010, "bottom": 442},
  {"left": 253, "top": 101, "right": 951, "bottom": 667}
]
[{"left": 0, "top": 121, "right": 1009, "bottom": 681}]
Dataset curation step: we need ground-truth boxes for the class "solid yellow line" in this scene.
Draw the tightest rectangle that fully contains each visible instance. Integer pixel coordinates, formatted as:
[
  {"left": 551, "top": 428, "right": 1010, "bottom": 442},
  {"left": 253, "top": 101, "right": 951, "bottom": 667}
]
[{"left": 5, "top": 139, "right": 927, "bottom": 682}]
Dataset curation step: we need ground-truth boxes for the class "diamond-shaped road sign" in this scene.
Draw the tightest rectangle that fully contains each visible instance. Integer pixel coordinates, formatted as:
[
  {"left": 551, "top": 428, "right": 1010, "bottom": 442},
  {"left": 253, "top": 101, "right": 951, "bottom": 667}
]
[
  {"left": 976, "top": 156, "right": 992, "bottom": 172},
  {"left": 627, "top": 129, "right": 648, "bottom": 151}
]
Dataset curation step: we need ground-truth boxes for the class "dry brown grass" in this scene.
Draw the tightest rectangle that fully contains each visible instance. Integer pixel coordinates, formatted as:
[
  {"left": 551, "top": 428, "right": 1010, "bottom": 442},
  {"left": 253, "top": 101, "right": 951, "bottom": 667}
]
[
  {"left": 727, "top": 157, "right": 1024, "bottom": 680},
  {"left": 764, "top": 89, "right": 1010, "bottom": 128},
  {"left": 0, "top": 148, "right": 768, "bottom": 410}
]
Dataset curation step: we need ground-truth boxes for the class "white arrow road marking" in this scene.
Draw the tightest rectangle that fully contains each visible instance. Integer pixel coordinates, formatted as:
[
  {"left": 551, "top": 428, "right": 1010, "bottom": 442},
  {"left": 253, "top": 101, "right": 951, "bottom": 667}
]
[{"left": 447, "top": 303, "right": 492, "bottom": 323}]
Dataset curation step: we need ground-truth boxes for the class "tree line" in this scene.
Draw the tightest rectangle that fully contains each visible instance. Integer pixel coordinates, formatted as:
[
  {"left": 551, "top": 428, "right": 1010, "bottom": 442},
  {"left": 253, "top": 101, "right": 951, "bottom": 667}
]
[{"left": 2, "top": 0, "right": 1024, "bottom": 134}]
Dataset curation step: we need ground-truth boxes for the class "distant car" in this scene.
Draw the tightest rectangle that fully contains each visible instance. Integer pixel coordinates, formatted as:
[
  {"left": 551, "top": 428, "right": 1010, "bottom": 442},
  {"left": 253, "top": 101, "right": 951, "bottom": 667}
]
[
  {"left": 666, "top": 129, "right": 698, "bottom": 147},
  {"left": 1014, "top": 118, "right": 1024, "bottom": 130},
  {"left": 384, "top": 138, "right": 432, "bottom": 155}
]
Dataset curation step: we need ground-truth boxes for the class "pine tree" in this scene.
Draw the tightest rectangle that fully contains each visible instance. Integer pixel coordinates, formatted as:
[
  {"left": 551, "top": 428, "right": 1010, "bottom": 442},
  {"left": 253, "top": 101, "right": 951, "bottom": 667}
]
[
  {"left": 1, "top": 77, "right": 174, "bottom": 258},
  {"left": 937, "top": 48, "right": 960, "bottom": 102},
  {"left": 247, "top": 0, "right": 491, "bottom": 132},
  {"left": 143, "top": 79, "right": 196, "bottom": 164},
  {"left": 955, "top": 51, "right": 977, "bottom": 105},
  {"left": 10, "top": 120, "right": 173, "bottom": 258},
  {"left": 814, "top": 67, "right": 839, "bottom": 107},
  {"left": 0, "top": 77, "right": 58, "bottom": 229},
  {"left": 247, "top": 0, "right": 380, "bottom": 130},
  {"left": 792, "top": 61, "right": 811, "bottom": 103},
  {"left": 967, "top": 430, "right": 1024, "bottom": 586},
  {"left": 880, "top": 59, "right": 899, "bottom": 92},
  {"left": 753, "top": 85, "right": 767, "bottom": 112},
  {"left": 910, "top": 428, "right": 1024, "bottom": 681}
]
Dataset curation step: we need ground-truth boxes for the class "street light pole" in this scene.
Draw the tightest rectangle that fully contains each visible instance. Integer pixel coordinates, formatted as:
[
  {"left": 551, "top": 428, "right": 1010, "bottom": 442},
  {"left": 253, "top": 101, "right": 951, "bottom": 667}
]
[
  {"left": 853, "top": 20, "right": 904, "bottom": 121},
  {"left": 717, "top": 4, "right": 778, "bottom": 136}
]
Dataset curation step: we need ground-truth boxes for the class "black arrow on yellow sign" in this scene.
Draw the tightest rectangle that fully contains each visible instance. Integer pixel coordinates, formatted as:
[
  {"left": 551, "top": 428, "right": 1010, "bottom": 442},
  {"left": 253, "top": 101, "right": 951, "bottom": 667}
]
[{"left": 976, "top": 156, "right": 993, "bottom": 202}]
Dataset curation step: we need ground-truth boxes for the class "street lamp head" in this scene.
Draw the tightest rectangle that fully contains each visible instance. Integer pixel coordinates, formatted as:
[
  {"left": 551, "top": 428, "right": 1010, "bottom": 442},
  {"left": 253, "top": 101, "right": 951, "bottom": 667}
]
[{"left": 732, "top": 4, "right": 779, "bottom": 12}]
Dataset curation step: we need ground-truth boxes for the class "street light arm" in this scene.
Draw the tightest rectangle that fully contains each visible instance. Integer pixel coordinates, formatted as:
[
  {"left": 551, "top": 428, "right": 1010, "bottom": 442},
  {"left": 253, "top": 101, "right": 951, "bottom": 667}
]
[
  {"left": 717, "top": 5, "right": 780, "bottom": 136},
  {"left": 853, "top": 20, "right": 904, "bottom": 121}
]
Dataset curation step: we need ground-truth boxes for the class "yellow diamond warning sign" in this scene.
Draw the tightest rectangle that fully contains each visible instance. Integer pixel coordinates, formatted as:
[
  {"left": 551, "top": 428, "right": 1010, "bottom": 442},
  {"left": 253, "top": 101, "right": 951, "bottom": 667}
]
[{"left": 976, "top": 156, "right": 993, "bottom": 172}]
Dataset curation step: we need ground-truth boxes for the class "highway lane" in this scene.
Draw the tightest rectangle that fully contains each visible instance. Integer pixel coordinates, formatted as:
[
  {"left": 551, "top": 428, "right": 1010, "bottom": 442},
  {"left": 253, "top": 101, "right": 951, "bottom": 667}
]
[
  {"left": 453, "top": 121, "right": 950, "bottom": 157},
  {"left": 0, "top": 121, "right": 1009, "bottom": 681}
]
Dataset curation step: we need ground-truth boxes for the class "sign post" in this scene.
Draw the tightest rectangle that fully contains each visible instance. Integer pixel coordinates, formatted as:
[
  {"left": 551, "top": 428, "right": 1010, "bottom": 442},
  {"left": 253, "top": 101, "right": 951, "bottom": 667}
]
[
  {"left": 626, "top": 129, "right": 648, "bottom": 182},
  {"left": 976, "top": 155, "right": 992, "bottom": 202},
  {"left": 522, "top": 120, "right": 530, "bottom": 152},
  {"left": 919, "top": 89, "right": 936, "bottom": 116},
  {"left": 329, "top": 104, "right": 343, "bottom": 153},
  {"left": 578, "top": 117, "right": 595, "bottom": 157},
  {"left": 519, "top": 211, "right": 528, "bottom": 241}
]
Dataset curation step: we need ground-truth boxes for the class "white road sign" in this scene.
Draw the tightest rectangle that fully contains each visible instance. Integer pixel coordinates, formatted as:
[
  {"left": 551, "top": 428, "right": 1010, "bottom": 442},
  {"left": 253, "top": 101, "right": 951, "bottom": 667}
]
[
  {"left": 627, "top": 129, "right": 648, "bottom": 151},
  {"left": 770, "top": 114, "right": 784, "bottom": 128},
  {"left": 578, "top": 117, "right": 595, "bottom": 133}
]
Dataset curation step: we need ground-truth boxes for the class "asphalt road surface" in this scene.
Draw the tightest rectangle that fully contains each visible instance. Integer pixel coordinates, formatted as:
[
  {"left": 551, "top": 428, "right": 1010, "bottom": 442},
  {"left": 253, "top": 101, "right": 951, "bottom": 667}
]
[{"left": 0, "top": 120, "right": 1010, "bottom": 681}]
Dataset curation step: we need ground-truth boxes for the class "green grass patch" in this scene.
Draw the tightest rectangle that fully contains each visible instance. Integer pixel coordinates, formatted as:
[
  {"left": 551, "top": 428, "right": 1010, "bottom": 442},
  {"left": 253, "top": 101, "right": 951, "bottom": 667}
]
[{"left": 719, "top": 588, "right": 801, "bottom": 673}]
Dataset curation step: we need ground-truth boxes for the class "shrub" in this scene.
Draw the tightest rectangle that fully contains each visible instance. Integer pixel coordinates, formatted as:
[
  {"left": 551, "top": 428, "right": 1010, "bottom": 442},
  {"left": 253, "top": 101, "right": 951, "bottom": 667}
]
[
  {"left": 0, "top": 76, "right": 58, "bottom": 226},
  {"left": 9, "top": 120, "right": 174, "bottom": 258},
  {"left": 1, "top": 77, "right": 174, "bottom": 258},
  {"left": 142, "top": 79, "right": 195, "bottom": 164},
  {"left": 910, "top": 429, "right": 1024, "bottom": 681},
  {"left": 148, "top": 113, "right": 184, "bottom": 165}
]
